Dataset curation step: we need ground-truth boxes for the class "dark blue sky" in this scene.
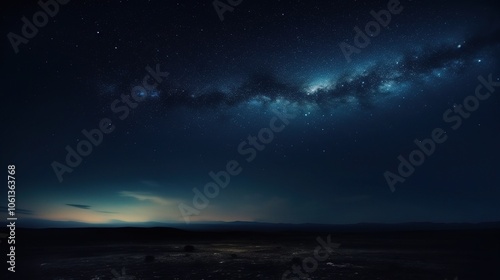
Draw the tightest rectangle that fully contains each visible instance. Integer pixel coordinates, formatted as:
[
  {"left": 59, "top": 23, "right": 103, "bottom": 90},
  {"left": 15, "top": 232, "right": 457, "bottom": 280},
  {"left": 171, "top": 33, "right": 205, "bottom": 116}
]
[{"left": 1, "top": 0, "right": 499, "bottom": 227}]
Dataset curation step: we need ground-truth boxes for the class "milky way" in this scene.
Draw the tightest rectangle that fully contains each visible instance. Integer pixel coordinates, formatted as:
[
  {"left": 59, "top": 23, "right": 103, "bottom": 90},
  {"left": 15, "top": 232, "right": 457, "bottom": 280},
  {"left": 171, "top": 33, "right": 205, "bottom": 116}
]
[{"left": 99, "top": 28, "right": 500, "bottom": 118}]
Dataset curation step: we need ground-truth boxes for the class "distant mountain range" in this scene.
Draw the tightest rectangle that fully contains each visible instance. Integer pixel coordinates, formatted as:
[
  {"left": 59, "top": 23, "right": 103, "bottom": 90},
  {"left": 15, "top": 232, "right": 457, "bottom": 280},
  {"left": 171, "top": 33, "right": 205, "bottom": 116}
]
[{"left": 10, "top": 218, "right": 500, "bottom": 232}]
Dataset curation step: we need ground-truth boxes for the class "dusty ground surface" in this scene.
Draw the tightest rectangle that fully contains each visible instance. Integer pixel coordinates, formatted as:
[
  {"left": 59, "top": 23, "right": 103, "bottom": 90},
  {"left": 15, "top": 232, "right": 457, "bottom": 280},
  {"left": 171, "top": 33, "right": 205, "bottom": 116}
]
[{"left": 5, "top": 228, "right": 500, "bottom": 279}]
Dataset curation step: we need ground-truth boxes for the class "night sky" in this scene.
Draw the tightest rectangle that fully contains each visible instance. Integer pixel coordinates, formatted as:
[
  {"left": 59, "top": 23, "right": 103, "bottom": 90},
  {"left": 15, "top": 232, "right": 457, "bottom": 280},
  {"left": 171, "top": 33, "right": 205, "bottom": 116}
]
[{"left": 1, "top": 0, "right": 499, "bottom": 227}]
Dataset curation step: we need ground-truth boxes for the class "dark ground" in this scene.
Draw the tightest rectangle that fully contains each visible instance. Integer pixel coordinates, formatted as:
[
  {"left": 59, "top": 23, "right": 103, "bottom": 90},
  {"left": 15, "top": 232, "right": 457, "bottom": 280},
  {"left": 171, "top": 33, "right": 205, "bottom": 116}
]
[{"left": 3, "top": 227, "right": 500, "bottom": 279}]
